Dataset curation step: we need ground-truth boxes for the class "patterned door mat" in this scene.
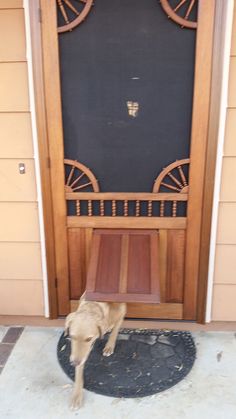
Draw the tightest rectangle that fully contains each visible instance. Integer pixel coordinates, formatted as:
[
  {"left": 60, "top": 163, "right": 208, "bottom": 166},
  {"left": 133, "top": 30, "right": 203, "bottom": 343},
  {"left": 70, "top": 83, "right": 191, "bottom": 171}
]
[{"left": 57, "top": 329, "right": 196, "bottom": 398}]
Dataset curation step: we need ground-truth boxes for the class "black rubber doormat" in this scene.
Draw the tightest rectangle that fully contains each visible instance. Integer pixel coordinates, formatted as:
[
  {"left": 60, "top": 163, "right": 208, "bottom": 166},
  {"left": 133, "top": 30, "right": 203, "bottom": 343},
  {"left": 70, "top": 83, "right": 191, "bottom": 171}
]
[{"left": 57, "top": 329, "right": 196, "bottom": 398}]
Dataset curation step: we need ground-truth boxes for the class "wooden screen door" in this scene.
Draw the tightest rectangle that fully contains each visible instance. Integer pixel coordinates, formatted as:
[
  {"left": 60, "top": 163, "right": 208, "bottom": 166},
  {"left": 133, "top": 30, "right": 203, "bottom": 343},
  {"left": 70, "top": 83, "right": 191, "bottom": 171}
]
[{"left": 37, "top": 0, "right": 218, "bottom": 320}]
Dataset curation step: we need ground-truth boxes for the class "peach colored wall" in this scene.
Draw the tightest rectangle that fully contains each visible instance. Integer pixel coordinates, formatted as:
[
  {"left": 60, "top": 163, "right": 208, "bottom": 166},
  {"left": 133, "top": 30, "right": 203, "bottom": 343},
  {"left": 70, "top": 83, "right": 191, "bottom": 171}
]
[
  {"left": 0, "top": 0, "right": 44, "bottom": 315},
  {"left": 211, "top": 3, "right": 236, "bottom": 321}
]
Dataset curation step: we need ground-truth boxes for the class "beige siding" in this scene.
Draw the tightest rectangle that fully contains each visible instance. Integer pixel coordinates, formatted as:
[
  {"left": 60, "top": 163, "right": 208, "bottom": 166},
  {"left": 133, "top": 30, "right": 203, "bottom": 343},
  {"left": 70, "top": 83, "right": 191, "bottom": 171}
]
[
  {"left": 212, "top": 4, "right": 236, "bottom": 321},
  {"left": 0, "top": 113, "right": 34, "bottom": 158},
  {"left": 0, "top": 0, "right": 22, "bottom": 8},
  {"left": 214, "top": 245, "right": 236, "bottom": 285},
  {"left": 0, "top": 280, "right": 44, "bottom": 316},
  {"left": 212, "top": 285, "right": 236, "bottom": 321},
  {"left": 228, "top": 57, "right": 236, "bottom": 107},
  {"left": 0, "top": 1, "right": 44, "bottom": 316},
  {"left": 0, "top": 203, "right": 40, "bottom": 241},
  {"left": 220, "top": 158, "right": 236, "bottom": 201},
  {"left": 0, "top": 9, "right": 26, "bottom": 61},
  {"left": 216, "top": 203, "right": 236, "bottom": 244},
  {"left": 0, "top": 159, "right": 37, "bottom": 201},
  {"left": 0, "top": 243, "right": 43, "bottom": 280},
  {"left": 0, "top": 63, "right": 29, "bottom": 111},
  {"left": 224, "top": 109, "right": 236, "bottom": 156}
]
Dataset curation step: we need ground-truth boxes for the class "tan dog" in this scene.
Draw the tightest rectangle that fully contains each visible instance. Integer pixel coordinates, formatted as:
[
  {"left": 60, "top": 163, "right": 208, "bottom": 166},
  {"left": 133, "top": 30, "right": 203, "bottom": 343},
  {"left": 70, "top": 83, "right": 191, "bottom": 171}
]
[{"left": 65, "top": 294, "right": 126, "bottom": 410}]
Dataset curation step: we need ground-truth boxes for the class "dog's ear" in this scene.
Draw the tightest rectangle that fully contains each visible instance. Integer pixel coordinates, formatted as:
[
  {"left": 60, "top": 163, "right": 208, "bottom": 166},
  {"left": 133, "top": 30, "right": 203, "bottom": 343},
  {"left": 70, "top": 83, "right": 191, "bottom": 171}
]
[{"left": 64, "top": 312, "right": 76, "bottom": 336}]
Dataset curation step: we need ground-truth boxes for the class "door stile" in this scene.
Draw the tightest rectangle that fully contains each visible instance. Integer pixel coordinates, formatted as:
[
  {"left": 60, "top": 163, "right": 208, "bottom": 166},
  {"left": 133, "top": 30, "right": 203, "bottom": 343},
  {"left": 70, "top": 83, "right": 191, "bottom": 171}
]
[
  {"left": 184, "top": 0, "right": 216, "bottom": 320},
  {"left": 40, "top": 0, "right": 70, "bottom": 315}
]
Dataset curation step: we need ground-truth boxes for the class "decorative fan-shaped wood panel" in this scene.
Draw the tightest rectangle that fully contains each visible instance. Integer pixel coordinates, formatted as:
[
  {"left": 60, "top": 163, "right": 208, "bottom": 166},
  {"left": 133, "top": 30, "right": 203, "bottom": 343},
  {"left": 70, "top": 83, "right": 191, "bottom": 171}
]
[
  {"left": 160, "top": 0, "right": 198, "bottom": 29},
  {"left": 64, "top": 158, "right": 99, "bottom": 192},
  {"left": 153, "top": 158, "right": 190, "bottom": 193},
  {"left": 57, "top": 0, "right": 93, "bottom": 33}
]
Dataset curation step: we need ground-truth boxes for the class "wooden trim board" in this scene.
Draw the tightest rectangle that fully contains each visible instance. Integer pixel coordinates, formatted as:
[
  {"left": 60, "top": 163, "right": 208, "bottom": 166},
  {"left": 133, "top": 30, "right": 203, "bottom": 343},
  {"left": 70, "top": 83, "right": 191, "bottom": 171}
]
[
  {"left": 40, "top": 0, "right": 69, "bottom": 315},
  {"left": 70, "top": 300, "right": 183, "bottom": 320},
  {"left": 197, "top": 0, "right": 232, "bottom": 323},
  {"left": 67, "top": 216, "right": 187, "bottom": 229},
  {"left": 66, "top": 192, "right": 188, "bottom": 201},
  {"left": 184, "top": 0, "right": 216, "bottom": 320},
  {"left": 28, "top": 0, "right": 58, "bottom": 318}
]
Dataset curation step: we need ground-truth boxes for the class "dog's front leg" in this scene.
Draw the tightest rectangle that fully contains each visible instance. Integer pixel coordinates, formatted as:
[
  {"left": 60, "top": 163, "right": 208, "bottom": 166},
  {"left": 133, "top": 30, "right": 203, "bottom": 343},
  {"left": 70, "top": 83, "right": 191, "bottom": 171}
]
[
  {"left": 70, "top": 364, "right": 84, "bottom": 410},
  {"left": 103, "top": 317, "right": 123, "bottom": 357}
]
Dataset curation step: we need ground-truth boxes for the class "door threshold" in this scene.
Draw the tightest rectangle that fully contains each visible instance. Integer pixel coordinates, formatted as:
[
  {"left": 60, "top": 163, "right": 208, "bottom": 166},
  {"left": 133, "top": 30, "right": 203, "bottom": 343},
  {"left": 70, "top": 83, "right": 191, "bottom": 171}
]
[{"left": 1, "top": 316, "right": 236, "bottom": 332}]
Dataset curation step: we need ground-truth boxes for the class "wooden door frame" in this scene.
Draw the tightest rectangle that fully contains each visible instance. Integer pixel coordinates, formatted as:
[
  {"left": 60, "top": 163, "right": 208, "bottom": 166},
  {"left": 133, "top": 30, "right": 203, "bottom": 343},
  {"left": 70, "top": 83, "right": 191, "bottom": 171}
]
[
  {"left": 29, "top": 0, "right": 229, "bottom": 321},
  {"left": 196, "top": 0, "right": 233, "bottom": 323}
]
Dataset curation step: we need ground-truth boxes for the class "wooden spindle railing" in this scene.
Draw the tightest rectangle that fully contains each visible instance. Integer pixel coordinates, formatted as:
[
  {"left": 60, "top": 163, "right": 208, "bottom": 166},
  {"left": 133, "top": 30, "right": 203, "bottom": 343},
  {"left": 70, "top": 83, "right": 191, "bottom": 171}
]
[
  {"left": 124, "top": 200, "right": 128, "bottom": 216},
  {"left": 172, "top": 200, "right": 177, "bottom": 217},
  {"left": 148, "top": 200, "right": 152, "bottom": 217},
  {"left": 112, "top": 200, "right": 116, "bottom": 217},
  {"left": 88, "top": 200, "right": 92, "bottom": 216},
  {"left": 65, "top": 192, "right": 188, "bottom": 217},
  {"left": 160, "top": 200, "right": 165, "bottom": 217},
  {"left": 76, "top": 200, "right": 80, "bottom": 216},
  {"left": 100, "top": 200, "right": 104, "bottom": 216}
]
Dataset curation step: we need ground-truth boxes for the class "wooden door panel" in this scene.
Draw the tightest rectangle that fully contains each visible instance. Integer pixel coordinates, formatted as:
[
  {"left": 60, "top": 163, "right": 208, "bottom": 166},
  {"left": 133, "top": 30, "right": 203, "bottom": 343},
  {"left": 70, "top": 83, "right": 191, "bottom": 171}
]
[
  {"left": 68, "top": 227, "right": 185, "bottom": 317},
  {"left": 166, "top": 230, "right": 185, "bottom": 303},
  {"left": 68, "top": 227, "right": 92, "bottom": 299},
  {"left": 68, "top": 228, "right": 86, "bottom": 299},
  {"left": 85, "top": 229, "right": 161, "bottom": 304},
  {"left": 158, "top": 229, "right": 186, "bottom": 304},
  {"left": 126, "top": 303, "right": 183, "bottom": 320}
]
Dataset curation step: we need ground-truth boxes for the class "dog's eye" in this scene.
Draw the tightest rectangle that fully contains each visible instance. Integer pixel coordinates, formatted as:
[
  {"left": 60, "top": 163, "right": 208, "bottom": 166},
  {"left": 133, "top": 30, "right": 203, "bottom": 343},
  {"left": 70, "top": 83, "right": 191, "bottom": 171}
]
[{"left": 85, "top": 337, "right": 93, "bottom": 342}]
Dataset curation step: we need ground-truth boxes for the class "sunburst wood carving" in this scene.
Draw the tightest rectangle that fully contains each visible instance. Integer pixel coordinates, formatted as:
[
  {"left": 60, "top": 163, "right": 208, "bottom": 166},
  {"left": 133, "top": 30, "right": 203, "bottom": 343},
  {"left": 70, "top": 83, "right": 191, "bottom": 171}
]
[
  {"left": 160, "top": 0, "right": 197, "bottom": 29},
  {"left": 57, "top": 0, "right": 93, "bottom": 33},
  {"left": 153, "top": 158, "right": 190, "bottom": 193},
  {"left": 64, "top": 158, "right": 99, "bottom": 192}
]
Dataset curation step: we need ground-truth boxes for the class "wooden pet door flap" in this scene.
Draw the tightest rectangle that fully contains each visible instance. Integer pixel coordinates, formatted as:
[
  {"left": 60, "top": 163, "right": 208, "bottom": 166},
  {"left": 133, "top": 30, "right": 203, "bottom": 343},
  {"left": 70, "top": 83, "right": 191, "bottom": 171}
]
[{"left": 85, "top": 229, "right": 161, "bottom": 303}]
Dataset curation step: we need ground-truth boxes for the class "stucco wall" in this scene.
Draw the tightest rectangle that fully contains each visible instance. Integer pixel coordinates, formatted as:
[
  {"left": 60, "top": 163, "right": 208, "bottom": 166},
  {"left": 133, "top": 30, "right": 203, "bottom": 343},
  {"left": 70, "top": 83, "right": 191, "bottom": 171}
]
[
  {"left": 211, "top": 3, "right": 236, "bottom": 321},
  {"left": 0, "top": 0, "right": 44, "bottom": 315}
]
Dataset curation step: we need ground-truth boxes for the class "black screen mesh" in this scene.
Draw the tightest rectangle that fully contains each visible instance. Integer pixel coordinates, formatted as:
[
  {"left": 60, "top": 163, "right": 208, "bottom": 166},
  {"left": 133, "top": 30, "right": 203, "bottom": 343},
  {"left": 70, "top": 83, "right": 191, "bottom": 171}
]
[{"left": 59, "top": 0, "right": 196, "bottom": 192}]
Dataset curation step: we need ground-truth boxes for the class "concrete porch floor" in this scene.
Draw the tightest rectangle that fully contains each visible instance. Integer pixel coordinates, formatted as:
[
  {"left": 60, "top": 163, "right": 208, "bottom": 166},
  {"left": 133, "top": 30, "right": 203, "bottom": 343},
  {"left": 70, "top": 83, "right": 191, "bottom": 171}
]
[{"left": 0, "top": 327, "right": 236, "bottom": 419}]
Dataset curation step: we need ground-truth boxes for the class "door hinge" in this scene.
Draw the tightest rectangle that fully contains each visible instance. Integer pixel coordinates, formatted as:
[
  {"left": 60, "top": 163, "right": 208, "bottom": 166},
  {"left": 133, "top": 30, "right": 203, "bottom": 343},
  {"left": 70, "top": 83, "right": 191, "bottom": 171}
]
[
  {"left": 38, "top": 7, "right": 42, "bottom": 23},
  {"left": 55, "top": 277, "right": 58, "bottom": 288}
]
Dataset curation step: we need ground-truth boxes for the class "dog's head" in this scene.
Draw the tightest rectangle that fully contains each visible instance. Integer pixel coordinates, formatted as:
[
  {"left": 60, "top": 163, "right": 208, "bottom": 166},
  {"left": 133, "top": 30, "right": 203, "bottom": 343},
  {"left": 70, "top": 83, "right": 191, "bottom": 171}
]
[{"left": 65, "top": 311, "right": 105, "bottom": 367}]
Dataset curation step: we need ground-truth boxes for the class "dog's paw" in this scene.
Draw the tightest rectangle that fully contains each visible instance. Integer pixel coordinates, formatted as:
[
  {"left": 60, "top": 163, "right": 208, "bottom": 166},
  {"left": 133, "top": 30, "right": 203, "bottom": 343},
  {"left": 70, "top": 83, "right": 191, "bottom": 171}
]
[
  {"left": 70, "top": 392, "right": 83, "bottom": 411},
  {"left": 103, "top": 345, "right": 114, "bottom": 357}
]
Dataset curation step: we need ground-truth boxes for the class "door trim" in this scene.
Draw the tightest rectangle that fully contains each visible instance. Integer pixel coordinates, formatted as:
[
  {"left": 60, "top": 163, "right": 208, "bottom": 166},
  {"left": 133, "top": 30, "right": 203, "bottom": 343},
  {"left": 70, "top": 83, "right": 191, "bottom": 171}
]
[
  {"left": 197, "top": 0, "right": 234, "bottom": 323},
  {"left": 183, "top": 0, "right": 216, "bottom": 320},
  {"left": 26, "top": 0, "right": 58, "bottom": 318},
  {"left": 40, "top": 0, "right": 70, "bottom": 315},
  {"left": 30, "top": 0, "right": 228, "bottom": 320}
]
